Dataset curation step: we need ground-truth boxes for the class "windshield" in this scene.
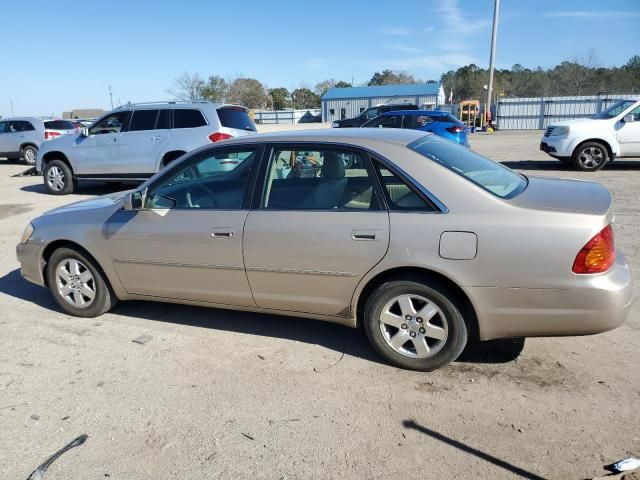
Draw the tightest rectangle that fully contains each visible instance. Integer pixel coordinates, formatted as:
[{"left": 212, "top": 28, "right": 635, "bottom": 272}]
[
  {"left": 408, "top": 135, "right": 527, "bottom": 198},
  {"left": 593, "top": 100, "right": 636, "bottom": 119}
]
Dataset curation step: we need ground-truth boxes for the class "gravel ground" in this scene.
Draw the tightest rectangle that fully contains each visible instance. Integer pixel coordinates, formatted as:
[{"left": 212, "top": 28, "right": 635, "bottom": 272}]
[{"left": 0, "top": 130, "right": 638, "bottom": 479}]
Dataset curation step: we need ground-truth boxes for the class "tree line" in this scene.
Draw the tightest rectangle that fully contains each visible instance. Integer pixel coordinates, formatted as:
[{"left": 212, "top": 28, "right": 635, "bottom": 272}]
[{"left": 168, "top": 54, "right": 639, "bottom": 109}]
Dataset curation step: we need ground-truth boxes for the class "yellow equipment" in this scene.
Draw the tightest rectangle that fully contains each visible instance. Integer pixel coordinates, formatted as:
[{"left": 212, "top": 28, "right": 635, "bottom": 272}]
[{"left": 459, "top": 100, "right": 480, "bottom": 128}]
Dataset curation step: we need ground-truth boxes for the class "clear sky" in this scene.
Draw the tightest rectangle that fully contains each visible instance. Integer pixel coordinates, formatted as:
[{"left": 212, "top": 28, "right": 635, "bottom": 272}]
[{"left": 1, "top": 0, "right": 638, "bottom": 117}]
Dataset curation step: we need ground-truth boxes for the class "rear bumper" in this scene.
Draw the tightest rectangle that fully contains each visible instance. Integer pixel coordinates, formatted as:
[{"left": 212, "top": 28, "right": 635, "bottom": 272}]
[{"left": 469, "top": 250, "right": 634, "bottom": 340}]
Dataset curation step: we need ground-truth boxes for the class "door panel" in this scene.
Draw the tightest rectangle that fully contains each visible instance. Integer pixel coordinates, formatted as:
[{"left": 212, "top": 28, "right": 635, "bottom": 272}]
[
  {"left": 617, "top": 108, "right": 640, "bottom": 156},
  {"left": 243, "top": 210, "right": 389, "bottom": 316},
  {"left": 107, "top": 209, "right": 254, "bottom": 306},
  {"left": 118, "top": 129, "right": 169, "bottom": 174},
  {"left": 73, "top": 134, "right": 119, "bottom": 175}
]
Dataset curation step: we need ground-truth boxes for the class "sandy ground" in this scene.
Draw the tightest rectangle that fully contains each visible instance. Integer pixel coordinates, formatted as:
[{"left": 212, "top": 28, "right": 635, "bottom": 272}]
[{"left": 0, "top": 130, "right": 638, "bottom": 479}]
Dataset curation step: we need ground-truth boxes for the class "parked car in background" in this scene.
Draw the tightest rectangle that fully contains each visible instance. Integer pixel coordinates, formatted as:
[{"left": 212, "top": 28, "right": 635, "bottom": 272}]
[
  {"left": 362, "top": 110, "right": 470, "bottom": 147},
  {"left": 331, "top": 104, "right": 418, "bottom": 128},
  {"left": 36, "top": 101, "right": 257, "bottom": 194},
  {"left": 0, "top": 117, "right": 76, "bottom": 165},
  {"left": 17, "top": 129, "right": 632, "bottom": 371},
  {"left": 540, "top": 98, "right": 640, "bottom": 171}
]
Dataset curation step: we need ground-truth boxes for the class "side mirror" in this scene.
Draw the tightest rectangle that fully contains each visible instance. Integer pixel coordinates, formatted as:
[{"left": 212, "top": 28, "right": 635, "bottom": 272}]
[
  {"left": 623, "top": 114, "right": 634, "bottom": 123},
  {"left": 124, "top": 190, "right": 145, "bottom": 211},
  {"left": 80, "top": 127, "right": 89, "bottom": 137}
]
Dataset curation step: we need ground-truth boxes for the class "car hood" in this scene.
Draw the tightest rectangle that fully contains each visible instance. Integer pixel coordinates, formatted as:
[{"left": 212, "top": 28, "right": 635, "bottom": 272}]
[
  {"left": 549, "top": 118, "right": 597, "bottom": 128},
  {"left": 43, "top": 190, "right": 130, "bottom": 216}
]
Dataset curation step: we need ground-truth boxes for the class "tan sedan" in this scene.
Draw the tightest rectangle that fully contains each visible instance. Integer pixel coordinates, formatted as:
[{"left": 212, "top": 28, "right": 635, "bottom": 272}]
[{"left": 17, "top": 129, "right": 633, "bottom": 370}]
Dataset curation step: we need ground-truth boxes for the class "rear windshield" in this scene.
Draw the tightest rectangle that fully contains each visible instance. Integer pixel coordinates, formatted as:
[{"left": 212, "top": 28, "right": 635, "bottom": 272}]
[
  {"left": 408, "top": 135, "right": 527, "bottom": 198},
  {"left": 44, "top": 120, "right": 75, "bottom": 130},
  {"left": 431, "top": 114, "right": 461, "bottom": 124},
  {"left": 217, "top": 107, "right": 257, "bottom": 132}
]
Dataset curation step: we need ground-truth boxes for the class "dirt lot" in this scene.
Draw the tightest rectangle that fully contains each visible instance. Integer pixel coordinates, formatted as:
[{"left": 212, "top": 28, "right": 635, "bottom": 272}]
[{"left": 0, "top": 130, "right": 638, "bottom": 479}]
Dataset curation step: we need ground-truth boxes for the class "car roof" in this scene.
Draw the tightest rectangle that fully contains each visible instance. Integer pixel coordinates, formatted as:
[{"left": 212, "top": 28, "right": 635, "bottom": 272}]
[
  {"left": 112, "top": 101, "right": 231, "bottom": 111},
  {"left": 379, "top": 110, "right": 451, "bottom": 116},
  {"left": 223, "top": 127, "right": 429, "bottom": 147},
  {"left": 0, "top": 116, "right": 43, "bottom": 122}
]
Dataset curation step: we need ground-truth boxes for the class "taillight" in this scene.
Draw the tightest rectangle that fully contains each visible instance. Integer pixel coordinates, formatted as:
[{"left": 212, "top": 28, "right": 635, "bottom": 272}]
[
  {"left": 572, "top": 225, "right": 615, "bottom": 274},
  {"left": 208, "top": 132, "right": 233, "bottom": 142},
  {"left": 446, "top": 125, "right": 465, "bottom": 134},
  {"left": 45, "top": 131, "right": 61, "bottom": 140}
]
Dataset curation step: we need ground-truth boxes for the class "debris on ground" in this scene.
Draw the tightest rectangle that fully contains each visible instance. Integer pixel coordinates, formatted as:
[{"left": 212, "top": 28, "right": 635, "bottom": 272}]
[
  {"left": 30, "top": 414, "right": 40, "bottom": 421},
  {"left": 242, "top": 433, "right": 255, "bottom": 440},
  {"left": 613, "top": 459, "right": 640, "bottom": 473},
  {"left": 12, "top": 167, "right": 38, "bottom": 177},
  {"left": 26, "top": 434, "right": 88, "bottom": 480},
  {"left": 132, "top": 335, "right": 153, "bottom": 345}
]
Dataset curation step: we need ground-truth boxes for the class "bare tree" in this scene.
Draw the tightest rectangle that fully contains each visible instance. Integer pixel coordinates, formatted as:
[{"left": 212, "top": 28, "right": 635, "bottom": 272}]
[{"left": 168, "top": 72, "right": 205, "bottom": 100}]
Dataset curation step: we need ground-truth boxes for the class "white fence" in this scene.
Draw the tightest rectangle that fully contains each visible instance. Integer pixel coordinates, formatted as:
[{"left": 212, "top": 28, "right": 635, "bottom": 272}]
[
  {"left": 495, "top": 94, "right": 634, "bottom": 130},
  {"left": 253, "top": 109, "right": 322, "bottom": 124}
]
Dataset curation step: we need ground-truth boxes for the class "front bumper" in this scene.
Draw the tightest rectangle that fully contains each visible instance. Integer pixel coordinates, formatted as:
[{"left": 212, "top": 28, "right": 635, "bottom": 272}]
[
  {"left": 540, "top": 135, "right": 574, "bottom": 157},
  {"left": 469, "top": 250, "right": 634, "bottom": 340},
  {"left": 16, "top": 241, "right": 46, "bottom": 287}
]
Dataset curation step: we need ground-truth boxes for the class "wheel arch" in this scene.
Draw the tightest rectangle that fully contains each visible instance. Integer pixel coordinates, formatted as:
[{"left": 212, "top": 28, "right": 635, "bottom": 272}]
[
  {"left": 20, "top": 142, "right": 39, "bottom": 152},
  {"left": 160, "top": 150, "right": 187, "bottom": 169},
  {"left": 41, "top": 240, "right": 112, "bottom": 291},
  {"left": 353, "top": 266, "right": 479, "bottom": 341},
  {"left": 41, "top": 151, "right": 73, "bottom": 172},
  {"left": 572, "top": 137, "right": 616, "bottom": 159}
]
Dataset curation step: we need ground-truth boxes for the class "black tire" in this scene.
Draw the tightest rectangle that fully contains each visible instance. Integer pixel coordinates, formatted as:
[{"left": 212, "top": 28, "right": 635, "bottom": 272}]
[
  {"left": 43, "top": 159, "right": 75, "bottom": 195},
  {"left": 46, "top": 247, "right": 116, "bottom": 318},
  {"left": 364, "top": 280, "right": 468, "bottom": 371},
  {"left": 571, "top": 141, "right": 608, "bottom": 171},
  {"left": 22, "top": 145, "right": 38, "bottom": 165}
]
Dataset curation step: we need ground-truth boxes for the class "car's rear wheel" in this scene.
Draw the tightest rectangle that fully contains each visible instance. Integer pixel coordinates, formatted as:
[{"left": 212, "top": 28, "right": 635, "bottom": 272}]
[
  {"left": 364, "top": 280, "right": 467, "bottom": 371},
  {"left": 46, "top": 247, "right": 116, "bottom": 317},
  {"left": 44, "top": 159, "right": 75, "bottom": 195},
  {"left": 572, "top": 142, "right": 608, "bottom": 171},
  {"left": 22, "top": 145, "right": 38, "bottom": 165}
]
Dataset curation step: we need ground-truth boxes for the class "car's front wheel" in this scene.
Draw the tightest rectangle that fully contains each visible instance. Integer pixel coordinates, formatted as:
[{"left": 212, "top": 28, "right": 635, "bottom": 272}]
[
  {"left": 43, "top": 160, "right": 75, "bottom": 195},
  {"left": 46, "top": 247, "right": 116, "bottom": 317},
  {"left": 22, "top": 145, "right": 38, "bottom": 165},
  {"left": 364, "top": 280, "right": 468, "bottom": 371},
  {"left": 572, "top": 142, "right": 608, "bottom": 171}
]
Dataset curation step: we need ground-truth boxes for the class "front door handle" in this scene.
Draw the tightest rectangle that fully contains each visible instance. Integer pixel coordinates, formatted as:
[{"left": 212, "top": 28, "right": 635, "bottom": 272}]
[
  {"left": 352, "top": 229, "right": 376, "bottom": 240},
  {"left": 211, "top": 227, "right": 235, "bottom": 238}
]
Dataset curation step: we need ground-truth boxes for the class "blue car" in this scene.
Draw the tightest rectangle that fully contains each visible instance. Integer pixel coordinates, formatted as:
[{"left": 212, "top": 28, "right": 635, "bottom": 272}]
[{"left": 361, "top": 109, "right": 470, "bottom": 147}]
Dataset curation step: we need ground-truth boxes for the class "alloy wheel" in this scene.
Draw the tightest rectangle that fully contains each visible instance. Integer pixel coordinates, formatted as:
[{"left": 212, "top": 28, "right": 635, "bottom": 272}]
[
  {"left": 378, "top": 294, "right": 448, "bottom": 358},
  {"left": 55, "top": 258, "right": 96, "bottom": 308},
  {"left": 24, "top": 148, "right": 37, "bottom": 164},
  {"left": 578, "top": 146, "right": 605, "bottom": 169},
  {"left": 46, "top": 166, "right": 66, "bottom": 192}
]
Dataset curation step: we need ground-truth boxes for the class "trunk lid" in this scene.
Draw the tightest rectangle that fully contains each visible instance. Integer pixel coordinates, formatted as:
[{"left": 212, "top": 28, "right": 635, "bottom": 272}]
[{"left": 509, "top": 176, "right": 612, "bottom": 216}]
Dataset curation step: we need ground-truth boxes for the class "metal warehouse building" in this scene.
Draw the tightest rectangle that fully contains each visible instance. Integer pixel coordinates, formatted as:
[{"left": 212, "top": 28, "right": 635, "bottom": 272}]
[{"left": 321, "top": 83, "right": 445, "bottom": 123}]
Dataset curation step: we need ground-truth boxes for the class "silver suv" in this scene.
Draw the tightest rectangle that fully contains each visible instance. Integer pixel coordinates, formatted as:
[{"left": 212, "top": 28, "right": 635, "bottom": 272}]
[
  {"left": 36, "top": 101, "right": 257, "bottom": 194},
  {"left": 0, "top": 117, "right": 76, "bottom": 165}
]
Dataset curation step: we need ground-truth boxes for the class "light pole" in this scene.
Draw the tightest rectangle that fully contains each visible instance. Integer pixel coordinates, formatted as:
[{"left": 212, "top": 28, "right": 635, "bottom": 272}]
[
  {"left": 486, "top": 0, "right": 500, "bottom": 128},
  {"left": 108, "top": 85, "right": 114, "bottom": 109}
]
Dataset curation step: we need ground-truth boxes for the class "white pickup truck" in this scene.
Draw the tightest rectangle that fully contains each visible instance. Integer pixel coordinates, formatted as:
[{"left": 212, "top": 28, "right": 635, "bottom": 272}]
[{"left": 540, "top": 98, "right": 640, "bottom": 171}]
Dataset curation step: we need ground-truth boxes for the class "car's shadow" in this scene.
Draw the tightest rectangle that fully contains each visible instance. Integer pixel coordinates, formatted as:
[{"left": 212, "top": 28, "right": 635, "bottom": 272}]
[
  {"left": 20, "top": 181, "right": 139, "bottom": 196},
  {"left": 501, "top": 159, "right": 640, "bottom": 171},
  {"left": 0, "top": 270, "right": 523, "bottom": 367}
]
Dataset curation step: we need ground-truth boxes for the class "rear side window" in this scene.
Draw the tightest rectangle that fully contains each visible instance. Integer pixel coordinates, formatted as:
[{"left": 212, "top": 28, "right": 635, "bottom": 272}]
[
  {"left": 129, "top": 110, "right": 159, "bottom": 131},
  {"left": 156, "top": 109, "right": 171, "bottom": 129},
  {"left": 174, "top": 109, "right": 207, "bottom": 128},
  {"left": 44, "top": 120, "right": 75, "bottom": 130},
  {"left": 408, "top": 135, "right": 527, "bottom": 199},
  {"left": 216, "top": 107, "right": 257, "bottom": 132},
  {"left": 375, "top": 163, "right": 436, "bottom": 211},
  {"left": 403, "top": 115, "right": 433, "bottom": 129}
]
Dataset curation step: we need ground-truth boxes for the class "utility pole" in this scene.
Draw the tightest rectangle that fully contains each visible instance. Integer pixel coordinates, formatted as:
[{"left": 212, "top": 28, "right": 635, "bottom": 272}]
[
  {"left": 486, "top": 0, "right": 500, "bottom": 128},
  {"left": 108, "top": 85, "right": 114, "bottom": 109},
  {"left": 10, "top": 99, "right": 15, "bottom": 116}
]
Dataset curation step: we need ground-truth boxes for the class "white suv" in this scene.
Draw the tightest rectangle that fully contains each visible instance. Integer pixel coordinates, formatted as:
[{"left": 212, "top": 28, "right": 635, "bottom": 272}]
[
  {"left": 36, "top": 101, "right": 257, "bottom": 194},
  {"left": 540, "top": 98, "right": 640, "bottom": 171}
]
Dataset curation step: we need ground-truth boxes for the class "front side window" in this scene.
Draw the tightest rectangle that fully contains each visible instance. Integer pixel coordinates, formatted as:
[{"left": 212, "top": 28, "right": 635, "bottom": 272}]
[
  {"left": 365, "top": 108, "right": 379, "bottom": 119},
  {"left": 409, "top": 135, "right": 527, "bottom": 199},
  {"left": 89, "top": 112, "right": 129, "bottom": 135},
  {"left": 594, "top": 100, "right": 636, "bottom": 119},
  {"left": 363, "top": 115, "right": 401, "bottom": 129},
  {"left": 625, "top": 105, "right": 640, "bottom": 121},
  {"left": 174, "top": 109, "right": 207, "bottom": 128},
  {"left": 129, "top": 110, "right": 159, "bottom": 131},
  {"left": 262, "top": 147, "right": 378, "bottom": 210},
  {"left": 403, "top": 115, "right": 433, "bottom": 129},
  {"left": 144, "top": 148, "right": 257, "bottom": 209}
]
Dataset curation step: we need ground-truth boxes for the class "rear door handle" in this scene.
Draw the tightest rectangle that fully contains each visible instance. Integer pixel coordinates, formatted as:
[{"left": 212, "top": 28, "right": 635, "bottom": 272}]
[
  {"left": 151, "top": 136, "right": 164, "bottom": 141},
  {"left": 211, "top": 227, "right": 235, "bottom": 238},
  {"left": 352, "top": 229, "right": 376, "bottom": 240}
]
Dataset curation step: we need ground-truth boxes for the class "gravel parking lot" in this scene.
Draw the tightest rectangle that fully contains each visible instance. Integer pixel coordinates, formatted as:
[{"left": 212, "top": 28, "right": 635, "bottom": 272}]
[{"left": 1, "top": 130, "right": 638, "bottom": 479}]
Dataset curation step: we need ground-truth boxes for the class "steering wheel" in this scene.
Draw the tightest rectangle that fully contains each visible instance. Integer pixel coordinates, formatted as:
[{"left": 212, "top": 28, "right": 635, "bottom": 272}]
[{"left": 186, "top": 183, "right": 218, "bottom": 208}]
